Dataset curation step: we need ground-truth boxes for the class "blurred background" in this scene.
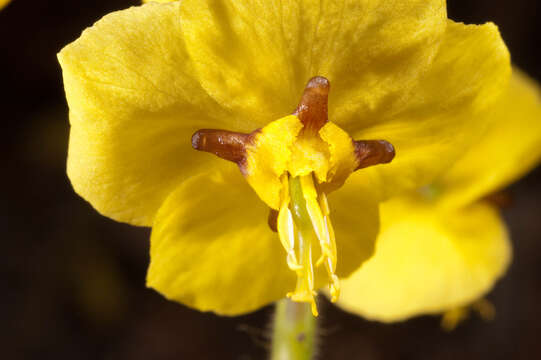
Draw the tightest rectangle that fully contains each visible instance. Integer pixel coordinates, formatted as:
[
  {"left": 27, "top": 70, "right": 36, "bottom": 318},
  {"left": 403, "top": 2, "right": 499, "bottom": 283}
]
[{"left": 1, "top": 0, "right": 540, "bottom": 359}]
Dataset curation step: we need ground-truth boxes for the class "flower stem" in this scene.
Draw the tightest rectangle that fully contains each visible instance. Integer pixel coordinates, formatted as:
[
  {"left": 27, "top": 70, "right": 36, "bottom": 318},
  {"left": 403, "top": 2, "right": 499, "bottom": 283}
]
[{"left": 270, "top": 298, "right": 317, "bottom": 360}]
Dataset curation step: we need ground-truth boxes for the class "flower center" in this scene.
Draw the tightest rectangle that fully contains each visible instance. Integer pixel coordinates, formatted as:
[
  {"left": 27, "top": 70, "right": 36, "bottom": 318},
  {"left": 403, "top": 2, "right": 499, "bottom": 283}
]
[{"left": 191, "top": 76, "right": 395, "bottom": 314}]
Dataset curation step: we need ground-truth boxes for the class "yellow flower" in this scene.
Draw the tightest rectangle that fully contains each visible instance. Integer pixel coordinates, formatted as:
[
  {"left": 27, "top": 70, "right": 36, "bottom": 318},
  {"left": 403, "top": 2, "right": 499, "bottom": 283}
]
[
  {"left": 337, "top": 69, "right": 541, "bottom": 322},
  {"left": 58, "top": 0, "right": 510, "bottom": 315},
  {"left": 0, "top": 0, "right": 11, "bottom": 10}
]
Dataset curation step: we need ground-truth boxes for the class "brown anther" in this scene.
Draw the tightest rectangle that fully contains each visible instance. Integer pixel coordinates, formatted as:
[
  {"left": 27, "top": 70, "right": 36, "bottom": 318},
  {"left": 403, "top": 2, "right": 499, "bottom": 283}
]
[
  {"left": 268, "top": 209, "right": 279, "bottom": 232},
  {"left": 353, "top": 140, "right": 396, "bottom": 170},
  {"left": 294, "top": 76, "right": 330, "bottom": 133},
  {"left": 191, "top": 129, "right": 252, "bottom": 164}
]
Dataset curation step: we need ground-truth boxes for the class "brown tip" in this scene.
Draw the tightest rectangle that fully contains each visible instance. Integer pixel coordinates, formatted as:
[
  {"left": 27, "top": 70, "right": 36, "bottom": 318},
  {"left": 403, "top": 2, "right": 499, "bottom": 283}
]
[
  {"left": 305, "top": 76, "right": 330, "bottom": 91},
  {"left": 483, "top": 191, "right": 513, "bottom": 208},
  {"left": 191, "top": 129, "right": 252, "bottom": 164},
  {"left": 353, "top": 140, "right": 395, "bottom": 170},
  {"left": 268, "top": 209, "right": 278, "bottom": 232},
  {"left": 294, "top": 76, "right": 330, "bottom": 133}
]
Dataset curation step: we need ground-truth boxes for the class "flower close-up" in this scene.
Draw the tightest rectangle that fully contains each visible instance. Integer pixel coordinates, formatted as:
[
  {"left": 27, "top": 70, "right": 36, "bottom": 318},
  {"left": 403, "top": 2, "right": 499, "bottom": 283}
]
[
  {"left": 58, "top": 0, "right": 510, "bottom": 317},
  {"left": 4, "top": 0, "right": 541, "bottom": 358}
]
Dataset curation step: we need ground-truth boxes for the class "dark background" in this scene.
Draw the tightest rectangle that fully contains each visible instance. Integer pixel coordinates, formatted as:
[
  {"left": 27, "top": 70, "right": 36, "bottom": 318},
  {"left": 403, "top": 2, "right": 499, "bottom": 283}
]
[{"left": 1, "top": 1, "right": 540, "bottom": 359}]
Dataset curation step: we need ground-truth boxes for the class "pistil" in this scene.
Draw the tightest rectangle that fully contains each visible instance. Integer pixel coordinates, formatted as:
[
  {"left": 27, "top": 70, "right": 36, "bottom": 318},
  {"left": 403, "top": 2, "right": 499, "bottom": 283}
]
[
  {"left": 353, "top": 139, "right": 395, "bottom": 170},
  {"left": 191, "top": 129, "right": 254, "bottom": 165},
  {"left": 294, "top": 76, "right": 330, "bottom": 134}
]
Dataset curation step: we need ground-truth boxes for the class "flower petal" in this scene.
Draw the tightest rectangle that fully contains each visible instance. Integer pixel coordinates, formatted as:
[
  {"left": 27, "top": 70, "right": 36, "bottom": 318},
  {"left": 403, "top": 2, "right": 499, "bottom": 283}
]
[
  {"left": 437, "top": 69, "right": 541, "bottom": 208},
  {"left": 327, "top": 178, "right": 380, "bottom": 279},
  {"left": 179, "top": 0, "right": 447, "bottom": 127},
  {"left": 147, "top": 169, "right": 379, "bottom": 315},
  {"left": 348, "top": 20, "right": 511, "bottom": 200},
  {"left": 147, "top": 169, "right": 293, "bottom": 315},
  {"left": 337, "top": 197, "right": 511, "bottom": 322},
  {"left": 59, "top": 2, "right": 256, "bottom": 226}
]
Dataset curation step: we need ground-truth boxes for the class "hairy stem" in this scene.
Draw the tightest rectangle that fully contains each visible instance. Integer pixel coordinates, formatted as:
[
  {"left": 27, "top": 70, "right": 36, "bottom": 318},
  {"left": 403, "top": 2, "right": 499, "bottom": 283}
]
[{"left": 270, "top": 298, "right": 317, "bottom": 360}]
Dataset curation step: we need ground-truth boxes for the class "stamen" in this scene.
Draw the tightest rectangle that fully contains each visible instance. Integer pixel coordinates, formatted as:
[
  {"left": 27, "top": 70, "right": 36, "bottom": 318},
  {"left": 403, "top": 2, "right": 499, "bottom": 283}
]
[
  {"left": 294, "top": 76, "right": 330, "bottom": 134},
  {"left": 299, "top": 175, "right": 340, "bottom": 302},
  {"left": 472, "top": 298, "right": 496, "bottom": 321},
  {"left": 318, "top": 193, "right": 340, "bottom": 302},
  {"left": 353, "top": 139, "right": 395, "bottom": 170},
  {"left": 299, "top": 175, "right": 327, "bottom": 246},
  {"left": 191, "top": 129, "right": 253, "bottom": 164},
  {"left": 286, "top": 176, "right": 318, "bottom": 315},
  {"left": 277, "top": 175, "right": 302, "bottom": 271},
  {"left": 441, "top": 299, "right": 495, "bottom": 331},
  {"left": 277, "top": 174, "right": 341, "bottom": 314}
]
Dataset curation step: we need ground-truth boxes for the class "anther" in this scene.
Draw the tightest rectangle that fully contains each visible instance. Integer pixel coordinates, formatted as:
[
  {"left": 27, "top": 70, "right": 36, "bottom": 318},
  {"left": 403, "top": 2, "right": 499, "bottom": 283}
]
[
  {"left": 294, "top": 76, "right": 330, "bottom": 133},
  {"left": 353, "top": 140, "right": 396, "bottom": 170},
  {"left": 191, "top": 129, "right": 253, "bottom": 164}
]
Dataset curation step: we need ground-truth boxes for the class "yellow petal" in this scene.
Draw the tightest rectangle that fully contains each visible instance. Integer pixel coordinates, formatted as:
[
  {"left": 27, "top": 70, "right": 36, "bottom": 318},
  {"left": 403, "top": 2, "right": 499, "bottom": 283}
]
[
  {"left": 327, "top": 179, "right": 380, "bottom": 279},
  {"left": 147, "top": 169, "right": 380, "bottom": 315},
  {"left": 437, "top": 69, "right": 541, "bottom": 208},
  {"left": 337, "top": 197, "right": 511, "bottom": 322},
  {"left": 147, "top": 170, "right": 294, "bottom": 315},
  {"left": 62, "top": 1, "right": 510, "bottom": 227},
  {"left": 179, "top": 0, "right": 446, "bottom": 128},
  {"left": 59, "top": 2, "right": 257, "bottom": 226},
  {"left": 348, "top": 20, "right": 511, "bottom": 201}
]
